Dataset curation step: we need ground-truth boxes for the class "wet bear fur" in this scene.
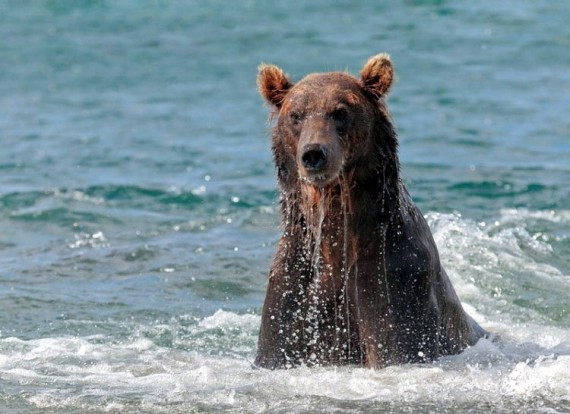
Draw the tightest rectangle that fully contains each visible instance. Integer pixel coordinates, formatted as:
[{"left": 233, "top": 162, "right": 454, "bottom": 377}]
[{"left": 255, "top": 53, "right": 487, "bottom": 369}]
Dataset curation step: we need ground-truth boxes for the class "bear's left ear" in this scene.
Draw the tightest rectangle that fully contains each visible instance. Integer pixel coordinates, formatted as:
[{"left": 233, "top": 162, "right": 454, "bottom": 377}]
[
  {"left": 257, "top": 64, "right": 293, "bottom": 109},
  {"left": 360, "top": 53, "right": 394, "bottom": 98}
]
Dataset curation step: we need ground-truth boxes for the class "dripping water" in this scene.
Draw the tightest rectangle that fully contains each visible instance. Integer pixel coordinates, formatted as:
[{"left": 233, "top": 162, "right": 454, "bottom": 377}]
[
  {"left": 380, "top": 164, "right": 392, "bottom": 311},
  {"left": 299, "top": 171, "right": 364, "bottom": 363},
  {"left": 301, "top": 185, "right": 328, "bottom": 361},
  {"left": 311, "top": 197, "right": 326, "bottom": 283},
  {"left": 339, "top": 173, "right": 354, "bottom": 363}
]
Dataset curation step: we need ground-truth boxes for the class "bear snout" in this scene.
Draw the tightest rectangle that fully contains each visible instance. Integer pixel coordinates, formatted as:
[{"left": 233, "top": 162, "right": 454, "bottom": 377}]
[
  {"left": 301, "top": 144, "right": 328, "bottom": 171},
  {"left": 296, "top": 120, "right": 343, "bottom": 185},
  {"left": 297, "top": 141, "right": 342, "bottom": 186}
]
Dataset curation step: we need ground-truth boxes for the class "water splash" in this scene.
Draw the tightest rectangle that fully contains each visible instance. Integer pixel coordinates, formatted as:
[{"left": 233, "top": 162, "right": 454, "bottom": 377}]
[
  {"left": 1, "top": 310, "right": 568, "bottom": 413},
  {"left": 295, "top": 172, "right": 361, "bottom": 364}
]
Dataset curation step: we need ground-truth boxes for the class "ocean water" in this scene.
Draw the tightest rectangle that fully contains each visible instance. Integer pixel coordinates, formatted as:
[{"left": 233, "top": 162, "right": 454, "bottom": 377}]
[{"left": 0, "top": 1, "right": 569, "bottom": 413}]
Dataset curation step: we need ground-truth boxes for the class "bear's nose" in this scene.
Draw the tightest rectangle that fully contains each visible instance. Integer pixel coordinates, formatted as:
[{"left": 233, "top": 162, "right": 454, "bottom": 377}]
[{"left": 301, "top": 144, "right": 328, "bottom": 171}]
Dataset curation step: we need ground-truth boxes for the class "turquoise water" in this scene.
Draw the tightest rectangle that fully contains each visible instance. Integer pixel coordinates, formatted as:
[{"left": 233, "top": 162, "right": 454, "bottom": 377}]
[{"left": 1, "top": 1, "right": 569, "bottom": 412}]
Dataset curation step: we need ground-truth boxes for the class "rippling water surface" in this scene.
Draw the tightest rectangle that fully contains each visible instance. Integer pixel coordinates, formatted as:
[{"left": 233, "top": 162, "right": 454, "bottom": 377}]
[{"left": 0, "top": 1, "right": 569, "bottom": 412}]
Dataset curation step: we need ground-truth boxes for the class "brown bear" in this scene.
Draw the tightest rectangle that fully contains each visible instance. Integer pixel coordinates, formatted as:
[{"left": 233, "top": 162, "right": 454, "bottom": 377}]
[{"left": 255, "top": 53, "right": 487, "bottom": 369}]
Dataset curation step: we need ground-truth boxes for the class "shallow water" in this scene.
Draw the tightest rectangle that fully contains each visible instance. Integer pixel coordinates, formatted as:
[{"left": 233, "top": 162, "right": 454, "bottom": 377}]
[{"left": 1, "top": 1, "right": 569, "bottom": 413}]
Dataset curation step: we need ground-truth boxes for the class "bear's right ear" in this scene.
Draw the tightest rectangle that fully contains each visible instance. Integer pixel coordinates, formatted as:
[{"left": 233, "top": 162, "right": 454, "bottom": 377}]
[
  {"left": 360, "top": 53, "right": 394, "bottom": 98},
  {"left": 257, "top": 64, "right": 293, "bottom": 109}
]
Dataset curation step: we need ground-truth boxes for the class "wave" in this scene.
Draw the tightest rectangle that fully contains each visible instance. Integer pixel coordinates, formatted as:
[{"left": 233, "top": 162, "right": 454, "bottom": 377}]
[
  {"left": 0, "top": 309, "right": 568, "bottom": 413},
  {"left": 0, "top": 185, "right": 276, "bottom": 229},
  {"left": 427, "top": 209, "right": 569, "bottom": 330},
  {"left": 1, "top": 206, "right": 568, "bottom": 412},
  {"left": 448, "top": 180, "right": 551, "bottom": 198},
  {"left": 0, "top": 186, "right": 204, "bottom": 210}
]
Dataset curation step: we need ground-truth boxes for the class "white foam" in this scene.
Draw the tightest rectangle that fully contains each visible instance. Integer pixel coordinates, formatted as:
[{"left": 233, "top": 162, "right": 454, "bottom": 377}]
[
  {"left": 0, "top": 316, "right": 568, "bottom": 412},
  {"left": 499, "top": 208, "right": 570, "bottom": 224},
  {"left": 426, "top": 210, "right": 569, "bottom": 325},
  {"left": 68, "top": 231, "right": 110, "bottom": 249},
  {"left": 198, "top": 309, "right": 259, "bottom": 330},
  {"left": 1, "top": 209, "right": 568, "bottom": 412},
  {"left": 53, "top": 189, "right": 105, "bottom": 205}
]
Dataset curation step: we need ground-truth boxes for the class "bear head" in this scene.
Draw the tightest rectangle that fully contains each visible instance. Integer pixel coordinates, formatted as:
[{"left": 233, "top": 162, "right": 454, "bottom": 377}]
[{"left": 258, "top": 54, "right": 398, "bottom": 193}]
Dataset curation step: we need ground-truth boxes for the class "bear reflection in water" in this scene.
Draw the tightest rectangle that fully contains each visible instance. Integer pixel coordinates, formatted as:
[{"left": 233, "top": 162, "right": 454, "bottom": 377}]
[{"left": 255, "top": 53, "right": 487, "bottom": 369}]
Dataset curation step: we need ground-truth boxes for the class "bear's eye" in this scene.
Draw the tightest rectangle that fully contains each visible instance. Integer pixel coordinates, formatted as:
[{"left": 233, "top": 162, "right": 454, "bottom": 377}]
[
  {"left": 289, "top": 111, "right": 303, "bottom": 126},
  {"left": 331, "top": 107, "right": 348, "bottom": 124}
]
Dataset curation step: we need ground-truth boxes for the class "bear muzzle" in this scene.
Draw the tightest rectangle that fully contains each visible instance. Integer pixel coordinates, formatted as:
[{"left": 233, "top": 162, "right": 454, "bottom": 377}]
[
  {"left": 296, "top": 115, "right": 344, "bottom": 186},
  {"left": 298, "top": 142, "right": 343, "bottom": 186},
  {"left": 301, "top": 143, "right": 328, "bottom": 171}
]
